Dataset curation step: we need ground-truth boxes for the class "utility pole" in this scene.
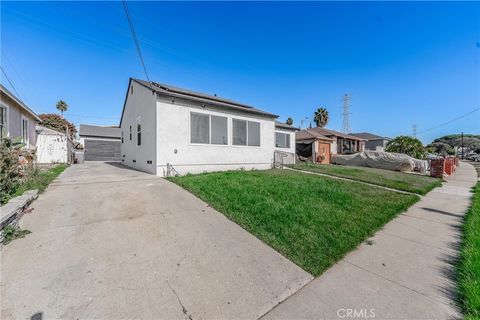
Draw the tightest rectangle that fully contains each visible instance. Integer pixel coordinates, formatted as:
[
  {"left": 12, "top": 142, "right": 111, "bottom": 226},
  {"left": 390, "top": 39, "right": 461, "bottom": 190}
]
[
  {"left": 412, "top": 124, "right": 417, "bottom": 138},
  {"left": 461, "top": 131, "right": 464, "bottom": 160}
]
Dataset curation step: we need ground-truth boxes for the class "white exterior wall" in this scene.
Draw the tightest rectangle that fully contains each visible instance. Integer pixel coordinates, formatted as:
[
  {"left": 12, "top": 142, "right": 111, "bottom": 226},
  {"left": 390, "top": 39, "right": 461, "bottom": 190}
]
[
  {"left": 274, "top": 128, "right": 296, "bottom": 154},
  {"left": 36, "top": 133, "right": 68, "bottom": 163},
  {"left": 274, "top": 128, "right": 296, "bottom": 165},
  {"left": 120, "top": 81, "right": 157, "bottom": 174},
  {"left": 156, "top": 96, "right": 276, "bottom": 176},
  {"left": 331, "top": 139, "right": 338, "bottom": 155}
]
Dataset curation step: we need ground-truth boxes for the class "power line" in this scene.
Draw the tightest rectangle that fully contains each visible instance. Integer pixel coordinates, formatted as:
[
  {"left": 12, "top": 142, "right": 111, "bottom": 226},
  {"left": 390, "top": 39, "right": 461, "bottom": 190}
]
[
  {"left": 121, "top": 0, "right": 153, "bottom": 88},
  {"left": 0, "top": 66, "right": 23, "bottom": 100},
  {"left": 416, "top": 107, "right": 480, "bottom": 135}
]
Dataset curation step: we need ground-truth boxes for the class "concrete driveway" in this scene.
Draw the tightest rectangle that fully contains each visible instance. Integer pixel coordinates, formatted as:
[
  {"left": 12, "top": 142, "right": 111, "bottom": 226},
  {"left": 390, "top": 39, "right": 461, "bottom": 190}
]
[{"left": 1, "top": 162, "right": 311, "bottom": 319}]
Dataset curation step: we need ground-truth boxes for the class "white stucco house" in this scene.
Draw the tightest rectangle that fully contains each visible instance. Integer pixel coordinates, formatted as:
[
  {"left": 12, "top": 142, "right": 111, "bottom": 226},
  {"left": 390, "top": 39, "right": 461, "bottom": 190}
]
[
  {"left": 119, "top": 78, "right": 297, "bottom": 176},
  {"left": 35, "top": 125, "right": 73, "bottom": 163}
]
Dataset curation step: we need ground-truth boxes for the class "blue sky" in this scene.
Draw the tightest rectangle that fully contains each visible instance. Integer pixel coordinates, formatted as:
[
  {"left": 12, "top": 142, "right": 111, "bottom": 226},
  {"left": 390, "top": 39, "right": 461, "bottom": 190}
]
[{"left": 1, "top": 1, "right": 479, "bottom": 143}]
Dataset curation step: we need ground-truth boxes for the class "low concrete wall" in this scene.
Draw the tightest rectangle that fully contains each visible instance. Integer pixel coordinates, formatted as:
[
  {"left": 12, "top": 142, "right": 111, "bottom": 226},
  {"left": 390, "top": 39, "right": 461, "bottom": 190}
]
[{"left": 0, "top": 190, "right": 38, "bottom": 245}]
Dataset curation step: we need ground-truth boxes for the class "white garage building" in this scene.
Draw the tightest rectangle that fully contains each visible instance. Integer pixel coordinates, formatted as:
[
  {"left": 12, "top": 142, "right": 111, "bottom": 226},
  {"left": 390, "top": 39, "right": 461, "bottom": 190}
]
[
  {"left": 119, "top": 78, "right": 296, "bottom": 176},
  {"left": 35, "top": 125, "right": 73, "bottom": 164}
]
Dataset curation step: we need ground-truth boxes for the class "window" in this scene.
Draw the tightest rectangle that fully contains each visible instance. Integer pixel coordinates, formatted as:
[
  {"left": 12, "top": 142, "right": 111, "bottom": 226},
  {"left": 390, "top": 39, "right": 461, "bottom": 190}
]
[
  {"left": 233, "top": 119, "right": 260, "bottom": 146},
  {"left": 211, "top": 115, "right": 228, "bottom": 145},
  {"left": 121, "top": 131, "right": 124, "bottom": 143},
  {"left": 247, "top": 121, "right": 260, "bottom": 146},
  {"left": 136, "top": 117, "right": 142, "bottom": 146},
  {"left": 190, "top": 112, "right": 228, "bottom": 145},
  {"left": 275, "top": 132, "right": 291, "bottom": 148},
  {"left": 0, "top": 106, "right": 7, "bottom": 140},
  {"left": 21, "top": 118, "right": 28, "bottom": 145},
  {"left": 130, "top": 85, "right": 133, "bottom": 95},
  {"left": 232, "top": 119, "right": 247, "bottom": 146},
  {"left": 190, "top": 113, "right": 210, "bottom": 144},
  {"left": 129, "top": 125, "right": 132, "bottom": 140}
]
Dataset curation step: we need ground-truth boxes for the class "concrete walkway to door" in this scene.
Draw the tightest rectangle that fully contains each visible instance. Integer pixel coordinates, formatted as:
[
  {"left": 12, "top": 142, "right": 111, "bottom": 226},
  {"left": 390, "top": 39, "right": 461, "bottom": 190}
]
[
  {"left": 262, "top": 162, "right": 477, "bottom": 320},
  {"left": 1, "top": 162, "right": 311, "bottom": 319}
]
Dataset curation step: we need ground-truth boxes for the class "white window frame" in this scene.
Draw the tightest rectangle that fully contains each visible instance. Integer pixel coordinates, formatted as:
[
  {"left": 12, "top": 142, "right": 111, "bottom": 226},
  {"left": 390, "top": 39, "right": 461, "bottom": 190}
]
[
  {"left": 275, "top": 131, "right": 291, "bottom": 149},
  {"left": 136, "top": 116, "right": 142, "bottom": 146},
  {"left": 232, "top": 118, "right": 261, "bottom": 147},
  {"left": 189, "top": 111, "right": 228, "bottom": 146},
  {"left": 0, "top": 104, "right": 9, "bottom": 140},
  {"left": 21, "top": 115, "right": 29, "bottom": 146}
]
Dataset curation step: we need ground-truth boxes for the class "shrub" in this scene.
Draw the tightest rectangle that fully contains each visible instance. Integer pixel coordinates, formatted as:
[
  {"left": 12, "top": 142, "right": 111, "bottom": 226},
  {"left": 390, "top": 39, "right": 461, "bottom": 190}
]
[
  {"left": 0, "top": 138, "right": 35, "bottom": 205},
  {"left": 0, "top": 139, "right": 22, "bottom": 204}
]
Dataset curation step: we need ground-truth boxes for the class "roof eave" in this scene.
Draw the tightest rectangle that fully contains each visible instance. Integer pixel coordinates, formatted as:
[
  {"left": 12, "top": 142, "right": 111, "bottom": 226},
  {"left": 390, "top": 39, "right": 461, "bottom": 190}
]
[{"left": 1, "top": 84, "right": 41, "bottom": 122}]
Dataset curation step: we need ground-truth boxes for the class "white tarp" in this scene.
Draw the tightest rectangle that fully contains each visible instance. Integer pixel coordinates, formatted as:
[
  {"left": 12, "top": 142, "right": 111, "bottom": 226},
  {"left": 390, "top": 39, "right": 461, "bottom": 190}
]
[{"left": 332, "top": 151, "right": 420, "bottom": 172}]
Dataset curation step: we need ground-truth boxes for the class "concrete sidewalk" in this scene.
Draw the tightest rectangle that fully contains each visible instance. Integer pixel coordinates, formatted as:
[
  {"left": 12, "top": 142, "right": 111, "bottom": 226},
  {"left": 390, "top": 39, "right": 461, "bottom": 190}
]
[{"left": 262, "top": 162, "right": 477, "bottom": 320}]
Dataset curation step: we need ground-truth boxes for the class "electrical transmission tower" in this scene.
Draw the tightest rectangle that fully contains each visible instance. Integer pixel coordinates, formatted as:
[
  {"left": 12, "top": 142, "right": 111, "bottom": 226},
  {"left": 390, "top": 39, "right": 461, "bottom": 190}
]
[
  {"left": 412, "top": 124, "right": 417, "bottom": 138},
  {"left": 341, "top": 94, "right": 351, "bottom": 133}
]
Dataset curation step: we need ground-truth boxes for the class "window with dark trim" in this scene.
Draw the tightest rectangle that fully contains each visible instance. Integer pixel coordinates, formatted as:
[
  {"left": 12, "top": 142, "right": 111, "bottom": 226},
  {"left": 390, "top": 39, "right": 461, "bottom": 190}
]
[
  {"left": 0, "top": 106, "right": 7, "bottom": 140},
  {"left": 136, "top": 117, "right": 142, "bottom": 146},
  {"left": 129, "top": 125, "right": 132, "bottom": 140}
]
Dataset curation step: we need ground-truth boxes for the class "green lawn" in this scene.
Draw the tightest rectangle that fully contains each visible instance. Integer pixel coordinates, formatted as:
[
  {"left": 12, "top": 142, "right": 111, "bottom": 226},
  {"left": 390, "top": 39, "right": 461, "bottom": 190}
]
[
  {"left": 170, "top": 169, "right": 418, "bottom": 276},
  {"left": 457, "top": 183, "right": 480, "bottom": 319},
  {"left": 292, "top": 163, "right": 441, "bottom": 195},
  {"left": 5, "top": 165, "right": 68, "bottom": 203}
]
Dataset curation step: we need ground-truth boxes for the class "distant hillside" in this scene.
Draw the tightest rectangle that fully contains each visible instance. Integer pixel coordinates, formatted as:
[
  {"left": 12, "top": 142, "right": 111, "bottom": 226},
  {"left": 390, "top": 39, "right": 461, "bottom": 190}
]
[{"left": 428, "top": 134, "right": 480, "bottom": 155}]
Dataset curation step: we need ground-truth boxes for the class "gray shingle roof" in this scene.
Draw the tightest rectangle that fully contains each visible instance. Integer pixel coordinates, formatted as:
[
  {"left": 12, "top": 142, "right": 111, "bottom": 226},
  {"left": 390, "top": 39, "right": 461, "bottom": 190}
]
[
  {"left": 133, "top": 78, "right": 278, "bottom": 118},
  {"left": 79, "top": 124, "right": 121, "bottom": 139},
  {"left": 350, "top": 132, "right": 391, "bottom": 141}
]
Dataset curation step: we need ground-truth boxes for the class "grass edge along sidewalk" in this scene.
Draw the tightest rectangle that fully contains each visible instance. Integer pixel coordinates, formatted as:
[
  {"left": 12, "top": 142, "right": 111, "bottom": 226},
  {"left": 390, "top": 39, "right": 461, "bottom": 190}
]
[
  {"left": 292, "top": 163, "right": 442, "bottom": 195},
  {"left": 1, "top": 164, "right": 68, "bottom": 205},
  {"left": 457, "top": 182, "right": 480, "bottom": 320},
  {"left": 170, "top": 169, "right": 419, "bottom": 276}
]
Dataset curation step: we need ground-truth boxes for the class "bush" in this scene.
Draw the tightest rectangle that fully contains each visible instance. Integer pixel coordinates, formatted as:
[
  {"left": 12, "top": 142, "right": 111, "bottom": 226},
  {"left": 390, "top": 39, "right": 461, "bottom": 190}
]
[
  {"left": 385, "top": 135, "right": 427, "bottom": 159},
  {"left": 0, "top": 138, "right": 35, "bottom": 205},
  {"left": 0, "top": 139, "right": 21, "bottom": 204}
]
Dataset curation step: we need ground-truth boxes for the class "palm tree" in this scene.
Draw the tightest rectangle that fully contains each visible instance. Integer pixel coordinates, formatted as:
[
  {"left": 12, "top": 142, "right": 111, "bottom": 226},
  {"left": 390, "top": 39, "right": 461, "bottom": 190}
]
[
  {"left": 286, "top": 117, "right": 293, "bottom": 125},
  {"left": 313, "top": 107, "right": 329, "bottom": 127},
  {"left": 56, "top": 100, "right": 68, "bottom": 118}
]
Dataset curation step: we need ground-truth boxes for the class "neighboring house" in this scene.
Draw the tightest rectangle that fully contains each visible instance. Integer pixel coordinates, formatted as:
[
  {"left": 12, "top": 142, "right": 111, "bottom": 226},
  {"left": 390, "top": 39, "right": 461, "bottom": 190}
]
[
  {"left": 1, "top": 84, "right": 40, "bottom": 149},
  {"left": 274, "top": 121, "right": 298, "bottom": 165},
  {"left": 36, "top": 125, "right": 73, "bottom": 163},
  {"left": 119, "top": 78, "right": 290, "bottom": 176},
  {"left": 79, "top": 124, "right": 121, "bottom": 161},
  {"left": 296, "top": 129, "right": 334, "bottom": 164},
  {"left": 350, "top": 132, "right": 391, "bottom": 151},
  {"left": 297, "top": 127, "right": 365, "bottom": 155}
]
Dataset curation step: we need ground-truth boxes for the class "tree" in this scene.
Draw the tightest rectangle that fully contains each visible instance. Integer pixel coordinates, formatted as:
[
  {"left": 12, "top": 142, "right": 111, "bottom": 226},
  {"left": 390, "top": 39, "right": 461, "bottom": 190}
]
[
  {"left": 313, "top": 107, "right": 329, "bottom": 127},
  {"left": 385, "top": 135, "right": 427, "bottom": 159},
  {"left": 56, "top": 100, "right": 68, "bottom": 118},
  {"left": 286, "top": 117, "right": 293, "bottom": 125},
  {"left": 39, "top": 113, "right": 76, "bottom": 139}
]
